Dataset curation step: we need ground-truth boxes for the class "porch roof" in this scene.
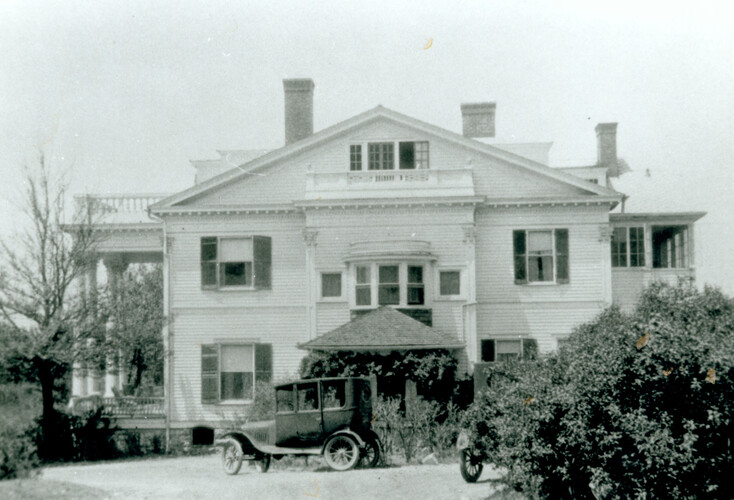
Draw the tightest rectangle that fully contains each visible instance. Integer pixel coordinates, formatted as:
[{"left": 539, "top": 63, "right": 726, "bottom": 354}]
[{"left": 298, "top": 306, "right": 465, "bottom": 351}]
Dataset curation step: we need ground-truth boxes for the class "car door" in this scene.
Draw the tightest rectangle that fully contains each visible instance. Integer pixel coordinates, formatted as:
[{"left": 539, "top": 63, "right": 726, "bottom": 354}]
[
  {"left": 275, "top": 384, "right": 299, "bottom": 447},
  {"left": 296, "top": 381, "right": 323, "bottom": 445}
]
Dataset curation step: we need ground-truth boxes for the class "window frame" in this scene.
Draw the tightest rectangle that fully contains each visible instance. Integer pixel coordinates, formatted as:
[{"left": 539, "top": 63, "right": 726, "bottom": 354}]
[
  {"left": 611, "top": 226, "right": 646, "bottom": 268},
  {"left": 480, "top": 338, "right": 538, "bottom": 362},
  {"left": 200, "top": 236, "right": 271, "bottom": 291},
  {"left": 217, "top": 343, "right": 256, "bottom": 403},
  {"left": 319, "top": 270, "right": 345, "bottom": 301},
  {"left": 349, "top": 141, "right": 430, "bottom": 171},
  {"left": 351, "top": 262, "right": 430, "bottom": 309},
  {"left": 201, "top": 343, "right": 272, "bottom": 405},
  {"left": 513, "top": 228, "right": 569, "bottom": 285},
  {"left": 436, "top": 268, "right": 463, "bottom": 300}
]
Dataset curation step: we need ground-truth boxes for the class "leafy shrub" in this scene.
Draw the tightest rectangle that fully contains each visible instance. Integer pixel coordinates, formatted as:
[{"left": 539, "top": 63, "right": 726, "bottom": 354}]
[
  {"left": 0, "top": 426, "right": 38, "bottom": 480},
  {"left": 465, "top": 283, "right": 734, "bottom": 499}
]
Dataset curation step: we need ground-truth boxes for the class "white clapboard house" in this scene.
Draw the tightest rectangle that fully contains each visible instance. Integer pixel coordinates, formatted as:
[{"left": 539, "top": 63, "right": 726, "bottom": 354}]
[{"left": 69, "top": 79, "right": 704, "bottom": 438}]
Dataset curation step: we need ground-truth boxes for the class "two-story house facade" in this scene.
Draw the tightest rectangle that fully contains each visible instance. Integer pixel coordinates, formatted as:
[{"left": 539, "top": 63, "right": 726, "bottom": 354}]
[{"left": 70, "top": 79, "right": 704, "bottom": 434}]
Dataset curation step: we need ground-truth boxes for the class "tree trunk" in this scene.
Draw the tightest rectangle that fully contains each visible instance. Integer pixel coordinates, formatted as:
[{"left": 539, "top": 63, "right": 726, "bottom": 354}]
[{"left": 35, "top": 359, "right": 61, "bottom": 461}]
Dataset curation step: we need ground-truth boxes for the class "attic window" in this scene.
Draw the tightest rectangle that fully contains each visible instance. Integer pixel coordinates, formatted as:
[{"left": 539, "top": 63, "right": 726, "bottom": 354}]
[{"left": 399, "top": 142, "right": 429, "bottom": 169}]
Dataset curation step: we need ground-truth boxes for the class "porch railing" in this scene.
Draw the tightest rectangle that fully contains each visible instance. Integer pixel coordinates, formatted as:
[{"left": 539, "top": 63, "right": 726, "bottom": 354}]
[{"left": 72, "top": 396, "right": 165, "bottom": 418}]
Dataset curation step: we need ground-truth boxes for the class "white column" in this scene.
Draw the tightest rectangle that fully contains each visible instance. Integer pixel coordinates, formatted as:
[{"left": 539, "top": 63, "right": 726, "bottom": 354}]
[
  {"left": 103, "top": 255, "right": 128, "bottom": 398},
  {"left": 303, "top": 229, "right": 318, "bottom": 341},
  {"left": 599, "top": 224, "right": 614, "bottom": 306},
  {"left": 462, "top": 225, "right": 478, "bottom": 367}
]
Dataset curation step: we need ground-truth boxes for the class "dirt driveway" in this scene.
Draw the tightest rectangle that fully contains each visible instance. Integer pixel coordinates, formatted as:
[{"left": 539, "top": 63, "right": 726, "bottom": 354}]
[{"left": 39, "top": 452, "right": 504, "bottom": 500}]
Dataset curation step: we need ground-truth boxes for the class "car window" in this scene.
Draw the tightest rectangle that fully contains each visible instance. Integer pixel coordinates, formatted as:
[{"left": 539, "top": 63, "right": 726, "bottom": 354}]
[
  {"left": 322, "top": 380, "right": 346, "bottom": 409},
  {"left": 276, "top": 385, "right": 294, "bottom": 413},
  {"left": 297, "top": 383, "right": 319, "bottom": 411}
]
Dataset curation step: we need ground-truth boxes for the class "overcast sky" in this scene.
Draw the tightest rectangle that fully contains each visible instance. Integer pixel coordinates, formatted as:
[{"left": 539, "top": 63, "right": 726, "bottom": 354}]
[{"left": 1, "top": 0, "right": 732, "bottom": 292}]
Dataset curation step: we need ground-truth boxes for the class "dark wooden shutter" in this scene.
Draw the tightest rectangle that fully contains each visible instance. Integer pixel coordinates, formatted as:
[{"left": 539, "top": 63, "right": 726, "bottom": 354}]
[
  {"left": 201, "top": 237, "right": 218, "bottom": 288},
  {"left": 481, "top": 340, "right": 496, "bottom": 362},
  {"left": 513, "top": 230, "right": 527, "bottom": 284},
  {"left": 555, "top": 229, "right": 569, "bottom": 283},
  {"left": 255, "top": 344, "right": 273, "bottom": 383},
  {"left": 253, "top": 236, "right": 272, "bottom": 289},
  {"left": 201, "top": 344, "right": 219, "bottom": 404},
  {"left": 523, "top": 338, "right": 539, "bottom": 360}
]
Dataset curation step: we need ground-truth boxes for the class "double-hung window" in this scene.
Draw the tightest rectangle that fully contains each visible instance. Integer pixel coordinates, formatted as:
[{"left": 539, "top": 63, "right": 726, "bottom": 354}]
[
  {"left": 378, "top": 265, "right": 400, "bottom": 305},
  {"left": 201, "top": 343, "right": 272, "bottom": 403},
  {"left": 354, "top": 263, "right": 426, "bottom": 307},
  {"left": 513, "top": 229, "right": 569, "bottom": 284},
  {"left": 320, "top": 272, "right": 343, "bottom": 299},
  {"left": 407, "top": 266, "right": 424, "bottom": 305},
  {"left": 355, "top": 265, "right": 372, "bottom": 306},
  {"left": 611, "top": 227, "right": 645, "bottom": 267},
  {"left": 481, "top": 338, "right": 538, "bottom": 362},
  {"left": 200, "top": 236, "right": 271, "bottom": 289}
]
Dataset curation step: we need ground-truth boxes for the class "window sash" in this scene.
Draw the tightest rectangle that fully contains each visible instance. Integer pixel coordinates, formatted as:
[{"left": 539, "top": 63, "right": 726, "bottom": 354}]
[
  {"left": 439, "top": 271, "right": 461, "bottom": 296},
  {"left": 407, "top": 265, "right": 424, "bottom": 305},
  {"left": 378, "top": 265, "right": 400, "bottom": 305},
  {"left": 350, "top": 145, "right": 362, "bottom": 171},
  {"left": 513, "top": 229, "right": 568, "bottom": 284},
  {"left": 368, "top": 143, "right": 394, "bottom": 170},
  {"left": 200, "top": 236, "right": 270, "bottom": 289}
]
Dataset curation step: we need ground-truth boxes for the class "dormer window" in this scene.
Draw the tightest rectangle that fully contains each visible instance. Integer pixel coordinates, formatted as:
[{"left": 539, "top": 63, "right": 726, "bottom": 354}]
[{"left": 350, "top": 141, "right": 429, "bottom": 171}]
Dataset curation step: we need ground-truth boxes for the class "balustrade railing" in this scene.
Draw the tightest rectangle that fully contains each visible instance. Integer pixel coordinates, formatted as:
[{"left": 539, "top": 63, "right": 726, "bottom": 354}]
[
  {"left": 72, "top": 396, "right": 165, "bottom": 418},
  {"left": 74, "top": 194, "right": 169, "bottom": 214}
]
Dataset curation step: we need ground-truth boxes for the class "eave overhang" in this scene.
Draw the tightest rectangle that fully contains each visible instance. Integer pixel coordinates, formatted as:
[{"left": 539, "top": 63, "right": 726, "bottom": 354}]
[{"left": 610, "top": 212, "right": 706, "bottom": 224}]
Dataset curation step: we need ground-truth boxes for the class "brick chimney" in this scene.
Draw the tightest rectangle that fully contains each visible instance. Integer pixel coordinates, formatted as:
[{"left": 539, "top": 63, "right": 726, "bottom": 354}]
[
  {"left": 283, "top": 78, "right": 315, "bottom": 145},
  {"left": 460, "top": 102, "right": 496, "bottom": 138},
  {"left": 595, "top": 123, "right": 617, "bottom": 168}
]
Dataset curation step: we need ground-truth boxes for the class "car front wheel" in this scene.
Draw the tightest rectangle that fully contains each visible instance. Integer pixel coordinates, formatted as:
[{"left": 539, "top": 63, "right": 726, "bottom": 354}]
[
  {"left": 323, "top": 435, "right": 360, "bottom": 471},
  {"left": 222, "top": 438, "right": 244, "bottom": 475}
]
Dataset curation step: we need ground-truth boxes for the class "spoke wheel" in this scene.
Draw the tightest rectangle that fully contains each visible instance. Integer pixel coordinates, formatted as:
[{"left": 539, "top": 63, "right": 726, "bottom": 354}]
[
  {"left": 323, "top": 435, "right": 360, "bottom": 471},
  {"left": 359, "top": 438, "right": 380, "bottom": 468},
  {"left": 458, "top": 448, "right": 484, "bottom": 483},
  {"left": 222, "top": 439, "right": 244, "bottom": 476},
  {"left": 249, "top": 454, "right": 271, "bottom": 473}
]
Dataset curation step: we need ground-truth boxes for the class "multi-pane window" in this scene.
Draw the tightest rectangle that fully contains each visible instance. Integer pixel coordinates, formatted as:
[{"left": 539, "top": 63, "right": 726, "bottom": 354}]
[
  {"left": 513, "top": 229, "right": 569, "bottom": 284},
  {"left": 200, "top": 236, "right": 271, "bottom": 289},
  {"left": 355, "top": 265, "right": 371, "bottom": 306},
  {"left": 201, "top": 343, "right": 272, "bottom": 404},
  {"left": 399, "top": 141, "right": 429, "bottom": 169},
  {"left": 652, "top": 225, "right": 688, "bottom": 268},
  {"left": 378, "top": 265, "right": 400, "bottom": 305},
  {"left": 407, "top": 266, "right": 425, "bottom": 305},
  {"left": 368, "top": 142, "right": 394, "bottom": 170},
  {"left": 350, "top": 145, "right": 362, "bottom": 171},
  {"left": 611, "top": 227, "right": 645, "bottom": 268},
  {"left": 481, "top": 338, "right": 538, "bottom": 362},
  {"left": 439, "top": 271, "right": 461, "bottom": 296},
  {"left": 321, "top": 273, "right": 342, "bottom": 298}
]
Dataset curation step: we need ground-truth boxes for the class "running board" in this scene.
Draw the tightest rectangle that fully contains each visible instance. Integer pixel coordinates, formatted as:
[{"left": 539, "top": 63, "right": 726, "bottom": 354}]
[{"left": 255, "top": 444, "right": 322, "bottom": 455}]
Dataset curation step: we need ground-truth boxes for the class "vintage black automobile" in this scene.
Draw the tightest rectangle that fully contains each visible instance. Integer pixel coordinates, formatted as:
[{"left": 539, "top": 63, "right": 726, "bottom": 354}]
[{"left": 217, "top": 377, "right": 381, "bottom": 474}]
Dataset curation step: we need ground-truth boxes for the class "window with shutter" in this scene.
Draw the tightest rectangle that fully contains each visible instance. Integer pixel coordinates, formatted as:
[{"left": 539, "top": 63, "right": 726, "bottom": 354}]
[
  {"left": 255, "top": 343, "right": 273, "bottom": 383},
  {"left": 201, "top": 345, "right": 219, "bottom": 404},
  {"left": 253, "top": 236, "right": 272, "bottom": 289},
  {"left": 513, "top": 229, "right": 569, "bottom": 284},
  {"left": 200, "top": 236, "right": 271, "bottom": 290}
]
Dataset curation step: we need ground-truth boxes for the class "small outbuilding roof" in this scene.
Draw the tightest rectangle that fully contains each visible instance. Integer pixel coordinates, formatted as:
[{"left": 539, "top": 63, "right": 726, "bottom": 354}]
[{"left": 298, "top": 306, "right": 465, "bottom": 351}]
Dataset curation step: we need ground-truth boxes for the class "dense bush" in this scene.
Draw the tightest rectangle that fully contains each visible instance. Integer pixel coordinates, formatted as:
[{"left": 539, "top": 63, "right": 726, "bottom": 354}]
[{"left": 464, "top": 283, "right": 734, "bottom": 499}]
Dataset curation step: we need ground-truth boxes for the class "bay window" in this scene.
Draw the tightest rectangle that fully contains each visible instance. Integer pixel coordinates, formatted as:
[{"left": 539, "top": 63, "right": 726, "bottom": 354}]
[
  {"left": 378, "top": 265, "right": 400, "bottom": 305},
  {"left": 353, "top": 262, "right": 428, "bottom": 308}
]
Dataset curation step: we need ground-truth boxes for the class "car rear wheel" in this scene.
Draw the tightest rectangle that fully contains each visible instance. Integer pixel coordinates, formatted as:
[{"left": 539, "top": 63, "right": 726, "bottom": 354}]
[
  {"left": 249, "top": 454, "right": 271, "bottom": 473},
  {"left": 359, "top": 438, "right": 380, "bottom": 468},
  {"left": 458, "top": 448, "right": 484, "bottom": 483},
  {"left": 323, "top": 435, "right": 360, "bottom": 471},
  {"left": 222, "top": 438, "right": 244, "bottom": 475}
]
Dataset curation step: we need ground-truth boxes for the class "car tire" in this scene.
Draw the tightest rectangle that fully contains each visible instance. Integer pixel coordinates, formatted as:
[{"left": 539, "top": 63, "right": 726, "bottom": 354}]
[
  {"left": 323, "top": 435, "right": 361, "bottom": 471},
  {"left": 458, "top": 448, "right": 483, "bottom": 483},
  {"left": 250, "top": 454, "right": 271, "bottom": 473},
  {"left": 359, "top": 437, "right": 380, "bottom": 468},
  {"left": 222, "top": 438, "right": 244, "bottom": 475}
]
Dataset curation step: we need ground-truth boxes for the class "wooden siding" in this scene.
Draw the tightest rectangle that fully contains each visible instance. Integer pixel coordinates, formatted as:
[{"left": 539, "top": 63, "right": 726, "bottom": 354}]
[
  {"left": 612, "top": 268, "right": 695, "bottom": 313},
  {"left": 170, "top": 307, "right": 307, "bottom": 423},
  {"left": 473, "top": 205, "right": 611, "bottom": 357}
]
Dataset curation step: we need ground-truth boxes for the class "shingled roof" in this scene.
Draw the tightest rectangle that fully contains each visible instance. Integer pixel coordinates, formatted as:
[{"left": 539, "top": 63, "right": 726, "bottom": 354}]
[{"left": 298, "top": 307, "right": 465, "bottom": 351}]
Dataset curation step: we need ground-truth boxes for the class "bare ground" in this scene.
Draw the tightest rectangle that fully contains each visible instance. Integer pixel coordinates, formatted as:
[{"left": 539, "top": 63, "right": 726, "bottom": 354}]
[{"left": 33, "top": 452, "right": 507, "bottom": 500}]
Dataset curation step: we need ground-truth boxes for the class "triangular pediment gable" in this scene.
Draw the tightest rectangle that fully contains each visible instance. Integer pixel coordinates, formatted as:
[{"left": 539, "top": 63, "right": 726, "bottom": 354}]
[{"left": 150, "top": 106, "right": 620, "bottom": 212}]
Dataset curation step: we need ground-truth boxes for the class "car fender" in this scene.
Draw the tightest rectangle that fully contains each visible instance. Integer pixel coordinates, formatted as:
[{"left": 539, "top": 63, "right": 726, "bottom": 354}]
[
  {"left": 321, "top": 429, "right": 366, "bottom": 453},
  {"left": 215, "top": 431, "right": 261, "bottom": 456}
]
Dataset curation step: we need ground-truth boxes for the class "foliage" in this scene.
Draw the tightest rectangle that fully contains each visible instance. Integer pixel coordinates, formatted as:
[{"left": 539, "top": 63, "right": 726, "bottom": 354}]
[
  {"left": 464, "top": 282, "right": 734, "bottom": 499},
  {"left": 300, "top": 349, "right": 458, "bottom": 401},
  {"left": 102, "top": 264, "right": 164, "bottom": 393},
  {"left": 0, "top": 154, "right": 99, "bottom": 461},
  {"left": 0, "top": 384, "right": 41, "bottom": 480},
  {"left": 374, "top": 395, "right": 462, "bottom": 463}
]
